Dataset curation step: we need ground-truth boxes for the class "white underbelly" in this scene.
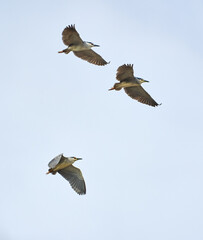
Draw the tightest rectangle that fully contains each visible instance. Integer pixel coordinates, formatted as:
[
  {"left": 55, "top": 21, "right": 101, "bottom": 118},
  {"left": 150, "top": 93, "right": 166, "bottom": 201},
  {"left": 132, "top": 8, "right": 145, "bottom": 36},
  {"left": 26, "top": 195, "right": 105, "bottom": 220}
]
[{"left": 70, "top": 45, "right": 89, "bottom": 51}]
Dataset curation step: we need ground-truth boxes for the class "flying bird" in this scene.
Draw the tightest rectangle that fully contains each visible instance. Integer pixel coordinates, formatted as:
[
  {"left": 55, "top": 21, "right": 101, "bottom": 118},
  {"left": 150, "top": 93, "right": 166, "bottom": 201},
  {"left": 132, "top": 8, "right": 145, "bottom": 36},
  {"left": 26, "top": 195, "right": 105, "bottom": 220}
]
[
  {"left": 47, "top": 154, "right": 86, "bottom": 195},
  {"left": 58, "top": 24, "right": 109, "bottom": 66},
  {"left": 109, "top": 64, "right": 161, "bottom": 107}
]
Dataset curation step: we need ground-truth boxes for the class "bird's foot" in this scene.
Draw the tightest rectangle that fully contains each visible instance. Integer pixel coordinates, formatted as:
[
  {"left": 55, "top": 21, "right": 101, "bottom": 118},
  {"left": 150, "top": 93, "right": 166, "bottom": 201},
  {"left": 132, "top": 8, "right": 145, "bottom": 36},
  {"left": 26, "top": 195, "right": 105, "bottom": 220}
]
[{"left": 108, "top": 87, "right": 115, "bottom": 91}]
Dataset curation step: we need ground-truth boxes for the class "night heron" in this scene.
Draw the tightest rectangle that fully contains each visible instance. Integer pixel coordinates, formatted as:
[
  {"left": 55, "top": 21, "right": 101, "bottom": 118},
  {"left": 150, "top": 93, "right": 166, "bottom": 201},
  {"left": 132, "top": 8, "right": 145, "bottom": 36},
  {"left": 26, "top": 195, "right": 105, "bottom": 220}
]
[
  {"left": 46, "top": 154, "right": 86, "bottom": 195},
  {"left": 58, "top": 24, "right": 109, "bottom": 66},
  {"left": 109, "top": 64, "right": 161, "bottom": 107}
]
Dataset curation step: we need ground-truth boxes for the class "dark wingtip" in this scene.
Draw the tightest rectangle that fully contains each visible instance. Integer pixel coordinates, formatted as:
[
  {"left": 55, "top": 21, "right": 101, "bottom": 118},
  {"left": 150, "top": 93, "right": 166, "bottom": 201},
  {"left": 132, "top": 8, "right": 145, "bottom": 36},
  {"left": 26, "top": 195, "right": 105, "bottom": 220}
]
[
  {"left": 126, "top": 63, "right": 133, "bottom": 68},
  {"left": 102, "top": 61, "right": 110, "bottom": 66},
  {"left": 79, "top": 191, "right": 86, "bottom": 195},
  {"left": 154, "top": 103, "right": 162, "bottom": 107},
  {"left": 64, "top": 24, "right": 76, "bottom": 30},
  {"left": 98, "top": 61, "right": 110, "bottom": 66}
]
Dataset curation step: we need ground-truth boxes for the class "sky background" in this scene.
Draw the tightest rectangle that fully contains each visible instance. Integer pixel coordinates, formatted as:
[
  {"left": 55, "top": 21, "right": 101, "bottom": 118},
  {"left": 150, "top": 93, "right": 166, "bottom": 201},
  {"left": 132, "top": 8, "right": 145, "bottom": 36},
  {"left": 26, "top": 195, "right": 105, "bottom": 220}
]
[{"left": 1, "top": 0, "right": 203, "bottom": 239}]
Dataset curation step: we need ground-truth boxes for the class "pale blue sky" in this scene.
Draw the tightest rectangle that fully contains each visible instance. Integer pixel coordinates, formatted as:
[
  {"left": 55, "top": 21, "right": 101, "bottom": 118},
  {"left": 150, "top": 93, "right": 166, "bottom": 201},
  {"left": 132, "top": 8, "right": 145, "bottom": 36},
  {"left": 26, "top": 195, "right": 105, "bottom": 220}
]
[{"left": 1, "top": 0, "right": 203, "bottom": 239}]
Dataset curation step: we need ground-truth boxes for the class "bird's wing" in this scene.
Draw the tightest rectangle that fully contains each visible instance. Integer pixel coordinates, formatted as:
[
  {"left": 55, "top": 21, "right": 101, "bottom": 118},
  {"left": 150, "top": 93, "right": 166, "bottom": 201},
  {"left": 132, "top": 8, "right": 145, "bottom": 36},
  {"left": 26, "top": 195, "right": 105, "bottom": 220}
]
[
  {"left": 73, "top": 50, "right": 108, "bottom": 66},
  {"left": 124, "top": 86, "right": 159, "bottom": 107},
  {"left": 58, "top": 165, "right": 86, "bottom": 195},
  {"left": 48, "top": 154, "right": 63, "bottom": 168},
  {"left": 116, "top": 64, "right": 134, "bottom": 81},
  {"left": 62, "top": 25, "right": 83, "bottom": 46}
]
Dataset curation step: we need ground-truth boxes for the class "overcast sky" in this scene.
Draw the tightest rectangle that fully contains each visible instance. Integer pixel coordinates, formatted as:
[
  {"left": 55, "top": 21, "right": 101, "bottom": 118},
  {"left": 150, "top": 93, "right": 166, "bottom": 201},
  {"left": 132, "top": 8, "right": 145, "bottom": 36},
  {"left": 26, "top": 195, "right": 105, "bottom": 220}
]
[{"left": 1, "top": 0, "right": 203, "bottom": 239}]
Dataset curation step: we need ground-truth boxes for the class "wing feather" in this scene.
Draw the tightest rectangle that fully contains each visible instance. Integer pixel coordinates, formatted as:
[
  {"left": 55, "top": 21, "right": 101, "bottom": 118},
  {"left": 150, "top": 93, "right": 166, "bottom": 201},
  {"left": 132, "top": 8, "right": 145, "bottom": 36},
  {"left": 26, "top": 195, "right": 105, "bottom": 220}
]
[
  {"left": 124, "top": 86, "right": 159, "bottom": 107},
  {"left": 58, "top": 165, "right": 86, "bottom": 195},
  {"left": 73, "top": 50, "right": 108, "bottom": 66},
  {"left": 62, "top": 25, "right": 83, "bottom": 46},
  {"left": 48, "top": 154, "right": 63, "bottom": 168},
  {"left": 116, "top": 64, "right": 134, "bottom": 81}
]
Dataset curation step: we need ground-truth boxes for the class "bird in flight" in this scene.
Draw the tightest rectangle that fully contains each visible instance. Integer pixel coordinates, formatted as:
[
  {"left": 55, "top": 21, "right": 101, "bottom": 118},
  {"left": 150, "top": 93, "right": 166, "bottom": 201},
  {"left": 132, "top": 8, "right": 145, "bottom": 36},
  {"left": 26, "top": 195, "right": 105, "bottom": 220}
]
[
  {"left": 58, "top": 24, "right": 109, "bottom": 66},
  {"left": 47, "top": 154, "right": 86, "bottom": 195},
  {"left": 109, "top": 64, "right": 161, "bottom": 107}
]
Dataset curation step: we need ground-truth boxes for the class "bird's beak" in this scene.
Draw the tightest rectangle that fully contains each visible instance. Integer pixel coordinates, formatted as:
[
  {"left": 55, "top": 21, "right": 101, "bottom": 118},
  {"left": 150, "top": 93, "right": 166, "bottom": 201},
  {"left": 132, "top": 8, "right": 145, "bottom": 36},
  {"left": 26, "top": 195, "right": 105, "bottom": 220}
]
[
  {"left": 77, "top": 158, "right": 82, "bottom": 160},
  {"left": 93, "top": 44, "right": 100, "bottom": 47},
  {"left": 143, "top": 80, "right": 149, "bottom": 83},
  {"left": 108, "top": 87, "right": 115, "bottom": 91}
]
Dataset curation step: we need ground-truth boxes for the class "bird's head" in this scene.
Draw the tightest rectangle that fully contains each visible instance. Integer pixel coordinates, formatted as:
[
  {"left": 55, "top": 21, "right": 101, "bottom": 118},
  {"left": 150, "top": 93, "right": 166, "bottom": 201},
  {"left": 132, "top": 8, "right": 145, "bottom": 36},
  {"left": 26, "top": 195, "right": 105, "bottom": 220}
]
[
  {"left": 86, "top": 41, "right": 100, "bottom": 48},
  {"left": 69, "top": 156, "right": 82, "bottom": 163},
  {"left": 136, "top": 77, "right": 149, "bottom": 84}
]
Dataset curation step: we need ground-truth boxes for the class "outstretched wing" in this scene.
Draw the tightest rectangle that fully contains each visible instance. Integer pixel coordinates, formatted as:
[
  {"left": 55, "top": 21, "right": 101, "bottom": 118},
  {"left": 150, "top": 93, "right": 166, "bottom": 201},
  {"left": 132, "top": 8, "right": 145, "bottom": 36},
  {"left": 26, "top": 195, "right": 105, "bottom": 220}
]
[
  {"left": 48, "top": 154, "right": 63, "bottom": 168},
  {"left": 62, "top": 25, "right": 83, "bottom": 46},
  {"left": 58, "top": 165, "right": 86, "bottom": 195},
  {"left": 124, "top": 86, "right": 159, "bottom": 107},
  {"left": 116, "top": 64, "right": 134, "bottom": 81},
  {"left": 73, "top": 50, "right": 108, "bottom": 66}
]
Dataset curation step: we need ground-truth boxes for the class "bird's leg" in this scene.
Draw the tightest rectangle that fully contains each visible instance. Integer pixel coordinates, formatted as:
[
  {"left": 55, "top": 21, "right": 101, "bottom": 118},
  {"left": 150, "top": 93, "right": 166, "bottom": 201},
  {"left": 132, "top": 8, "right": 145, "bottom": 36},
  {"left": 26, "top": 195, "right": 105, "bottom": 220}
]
[
  {"left": 46, "top": 169, "right": 56, "bottom": 174},
  {"left": 109, "top": 83, "right": 122, "bottom": 91},
  {"left": 58, "top": 49, "right": 71, "bottom": 54}
]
